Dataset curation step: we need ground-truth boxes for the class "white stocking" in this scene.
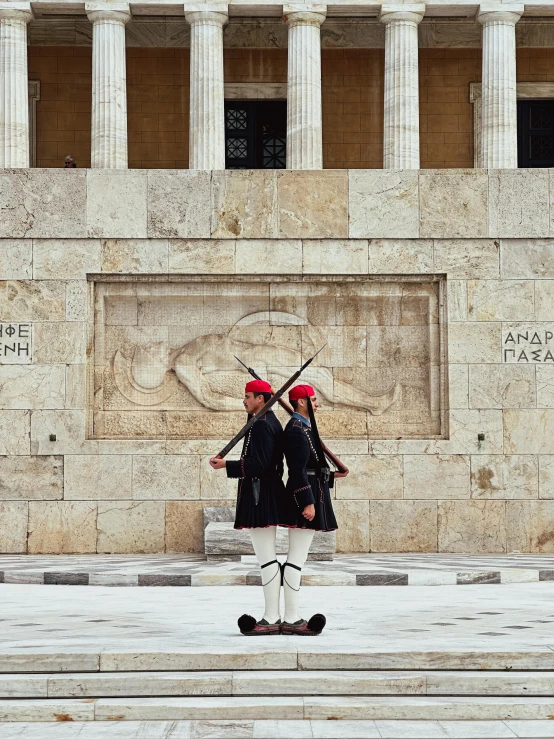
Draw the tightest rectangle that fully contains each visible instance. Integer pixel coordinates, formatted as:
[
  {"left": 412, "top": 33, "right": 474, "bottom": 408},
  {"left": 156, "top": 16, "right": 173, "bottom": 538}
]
[
  {"left": 249, "top": 527, "right": 281, "bottom": 624},
  {"left": 283, "top": 528, "right": 315, "bottom": 624}
]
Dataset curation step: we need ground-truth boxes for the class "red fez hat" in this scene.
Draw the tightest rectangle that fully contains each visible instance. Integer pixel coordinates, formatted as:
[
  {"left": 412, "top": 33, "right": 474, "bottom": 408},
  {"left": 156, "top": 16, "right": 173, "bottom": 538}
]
[
  {"left": 245, "top": 379, "right": 272, "bottom": 395},
  {"left": 289, "top": 384, "right": 315, "bottom": 401}
]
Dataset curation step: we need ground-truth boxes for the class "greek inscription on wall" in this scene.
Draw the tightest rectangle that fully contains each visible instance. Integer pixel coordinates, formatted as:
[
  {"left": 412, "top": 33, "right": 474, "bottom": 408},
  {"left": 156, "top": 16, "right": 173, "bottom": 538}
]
[
  {"left": 502, "top": 326, "right": 554, "bottom": 363},
  {"left": 0, "top": 323, "right": 32, "bottom": 364},
  {"left": 90, "top": 278, "right": 445, "bottom": 440}
]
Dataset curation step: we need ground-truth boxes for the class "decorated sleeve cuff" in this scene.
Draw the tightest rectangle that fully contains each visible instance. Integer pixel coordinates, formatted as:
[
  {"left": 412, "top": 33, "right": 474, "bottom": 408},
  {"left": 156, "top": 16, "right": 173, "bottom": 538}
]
[
  {"left": 225, "top": 460, "right": 242, "bottom": 478},
  {"left": 293, "top": 485, "right": 315, "bottom": 509}
]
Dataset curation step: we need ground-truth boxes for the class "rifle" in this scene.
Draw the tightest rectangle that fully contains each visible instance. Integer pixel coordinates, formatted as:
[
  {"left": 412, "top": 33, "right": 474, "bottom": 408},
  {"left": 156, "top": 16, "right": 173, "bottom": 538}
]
[
  {"left": 234, "top": 356, "right": 349, "bottom": 479},
  {"left": 214, "top": 346, "right": 326, "bottom": 460}
]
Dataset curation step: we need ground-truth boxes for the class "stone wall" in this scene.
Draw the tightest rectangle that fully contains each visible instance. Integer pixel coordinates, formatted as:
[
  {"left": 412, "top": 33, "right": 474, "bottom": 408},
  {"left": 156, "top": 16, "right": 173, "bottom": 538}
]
[{"left": 1, "top": 168, "right": 554, "bottom": 554}]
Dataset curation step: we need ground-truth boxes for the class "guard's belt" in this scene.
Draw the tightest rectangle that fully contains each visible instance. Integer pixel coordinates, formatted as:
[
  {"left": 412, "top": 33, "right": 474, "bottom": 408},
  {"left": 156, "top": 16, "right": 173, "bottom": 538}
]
[{"left": 307, "top": 468, "right": 333, "bottom": 486}]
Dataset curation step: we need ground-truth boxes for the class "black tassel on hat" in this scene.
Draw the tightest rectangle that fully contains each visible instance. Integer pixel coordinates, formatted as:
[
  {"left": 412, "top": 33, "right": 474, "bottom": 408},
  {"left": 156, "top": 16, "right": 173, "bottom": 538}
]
[{"left": 306, "top": 396, "right": 330, "bottom": 479}]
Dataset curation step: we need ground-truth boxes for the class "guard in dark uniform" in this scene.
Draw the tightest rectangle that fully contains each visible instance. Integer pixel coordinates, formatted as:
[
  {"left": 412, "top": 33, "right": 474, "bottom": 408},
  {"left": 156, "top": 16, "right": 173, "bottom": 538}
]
[
  {"left": 210, "top": 379, "right": 285, "bottom": 635},
  {"left": 280, "top": 384, "right": 337, "bottom": 636}
]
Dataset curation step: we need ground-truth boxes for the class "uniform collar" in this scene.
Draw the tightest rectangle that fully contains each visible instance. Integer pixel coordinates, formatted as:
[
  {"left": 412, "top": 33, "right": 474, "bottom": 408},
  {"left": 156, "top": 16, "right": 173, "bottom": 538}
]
[{"left": 292, "top": 411, "right": 311, "bottom": 427}]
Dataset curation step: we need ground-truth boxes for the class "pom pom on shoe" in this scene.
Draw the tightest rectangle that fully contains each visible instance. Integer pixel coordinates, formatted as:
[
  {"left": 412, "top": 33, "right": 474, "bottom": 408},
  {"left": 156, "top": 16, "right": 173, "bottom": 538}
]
[
  {"left": 238, "top": 614, "right": 257, "bottom": 634},
  {"left": 307, "top": 613, "right": 326, "bottom": 634}
]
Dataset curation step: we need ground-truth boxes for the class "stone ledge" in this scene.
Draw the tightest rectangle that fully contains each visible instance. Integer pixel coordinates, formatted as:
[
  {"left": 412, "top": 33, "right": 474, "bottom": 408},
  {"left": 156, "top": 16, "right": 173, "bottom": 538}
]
[
  {"left": 204, "top": 521, "right": 337, "bottom": 561},
  {"left": 1, "top": 169, "right": 552, "bottom": 241}
]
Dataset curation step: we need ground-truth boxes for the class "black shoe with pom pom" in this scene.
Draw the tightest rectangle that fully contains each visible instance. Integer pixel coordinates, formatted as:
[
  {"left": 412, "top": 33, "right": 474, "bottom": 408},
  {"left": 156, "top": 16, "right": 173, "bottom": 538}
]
[
  {"left": 238, "top": 614, "right": 281, "bottom": 635},
  {"left": 281, "top": 614, "right": 326, "bottom": 636}
]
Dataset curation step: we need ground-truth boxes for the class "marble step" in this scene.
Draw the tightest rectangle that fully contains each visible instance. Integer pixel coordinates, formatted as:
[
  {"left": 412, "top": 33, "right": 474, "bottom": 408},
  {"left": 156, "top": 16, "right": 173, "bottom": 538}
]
[
  {"left": 3, "top": 649, "right": 554, "bottom": 673},
  {"left": 6, "top": 720, "right": 554, "bottom": 739},
  {"left": 1, "top": 670, "right": 553, "bottom": 698},
  {"left": 2, "top": 696, "right": 554, "bottom": 722}
]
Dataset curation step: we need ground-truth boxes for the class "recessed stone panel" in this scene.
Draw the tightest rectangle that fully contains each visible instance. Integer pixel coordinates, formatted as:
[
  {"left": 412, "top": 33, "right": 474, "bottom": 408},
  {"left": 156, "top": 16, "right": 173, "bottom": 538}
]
[{"left": 91, "top": 276, "right": 445, "bottom": 439}]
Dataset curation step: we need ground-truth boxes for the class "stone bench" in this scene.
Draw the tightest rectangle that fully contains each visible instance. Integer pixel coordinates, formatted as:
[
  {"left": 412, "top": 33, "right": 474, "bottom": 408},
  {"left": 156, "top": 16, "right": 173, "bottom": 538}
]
[{"left": 203, "top": 507, "right": 336, "bottom": 561}]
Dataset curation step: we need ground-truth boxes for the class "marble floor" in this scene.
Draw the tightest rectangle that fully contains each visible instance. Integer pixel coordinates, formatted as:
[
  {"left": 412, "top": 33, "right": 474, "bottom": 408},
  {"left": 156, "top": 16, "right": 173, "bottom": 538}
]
[
  {"left": 1, "top": 582, "right": 554, "bottom": 657},
  {"left": 1, "top": 554, "right": 553, "bottom": 588},
  {"left": 1, "top": 584, "right": 554, "bottom": 734},
  {"left": 1, "top": 719, "right": 554, "bottom": 738}
]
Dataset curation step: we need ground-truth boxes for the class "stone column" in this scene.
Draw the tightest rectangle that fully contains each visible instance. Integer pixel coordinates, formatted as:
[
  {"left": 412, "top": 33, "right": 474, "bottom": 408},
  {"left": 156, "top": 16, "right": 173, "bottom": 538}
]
[
  {"left": 284, "top": 4, "right": 326, "bottom": 170},
  {"left": 379, "top": 4, "right": 425, "bottom": 170},
  {"left": 0, "top": 3, "right": 33, "bottom": 168},
  {"left": 477, "top": 4, "right": 523, "bottom": 169},
  {"left": 86, "top": 3, "right": 131, "bottom": 169},
  {"left": 185, "top": 5, "right": 228, "bottom": 170}
]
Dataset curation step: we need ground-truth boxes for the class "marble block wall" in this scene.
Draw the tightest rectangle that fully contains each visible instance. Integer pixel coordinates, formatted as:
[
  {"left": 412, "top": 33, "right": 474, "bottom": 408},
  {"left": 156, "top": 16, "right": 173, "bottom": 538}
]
[{"left": 1, "top": 168, "right": 554, "bottom": 554}]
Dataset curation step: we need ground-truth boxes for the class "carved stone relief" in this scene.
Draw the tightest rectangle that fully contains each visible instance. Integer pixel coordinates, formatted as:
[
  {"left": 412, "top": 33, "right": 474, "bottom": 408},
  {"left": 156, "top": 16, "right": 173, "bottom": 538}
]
[{"left": 91, "top": 277, "right": 444, "bottom": 439}]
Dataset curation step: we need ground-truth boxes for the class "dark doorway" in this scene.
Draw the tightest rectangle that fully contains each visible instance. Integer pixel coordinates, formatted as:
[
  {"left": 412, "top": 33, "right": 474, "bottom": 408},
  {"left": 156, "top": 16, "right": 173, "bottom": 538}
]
[
  {"left": 518, "top": 100, "right": 554, "bottom": 168},
  {"left": 225, "top": 100, "right": 287, "bottom": 169}
]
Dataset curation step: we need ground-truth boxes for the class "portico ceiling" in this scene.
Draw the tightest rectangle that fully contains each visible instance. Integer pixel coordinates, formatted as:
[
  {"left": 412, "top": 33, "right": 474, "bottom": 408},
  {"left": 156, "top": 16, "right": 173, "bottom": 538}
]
[{"left": 25, "top": 0, "right": 554, "bottom": 19}]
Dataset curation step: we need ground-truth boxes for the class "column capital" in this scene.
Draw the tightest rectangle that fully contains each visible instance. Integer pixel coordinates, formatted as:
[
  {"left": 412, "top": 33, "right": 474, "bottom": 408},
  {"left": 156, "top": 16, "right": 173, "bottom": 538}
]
[
  {"left": 477, "top": 4, "right": 523, "bottom": 25},
  {"left": 379, "top": 4, "right": 425, "bottom": 24},
  {"left": 185, "top": 4, "right": 228, "bottom": 25},
  {"left": 86, "top": 3, "right": 131, "bottom": 24},
  {"left": 283, "top": 5, "right": 326, "bottom": 27},
  {"left": 0, "top": 3, "right": 33, "bottom": 22}
]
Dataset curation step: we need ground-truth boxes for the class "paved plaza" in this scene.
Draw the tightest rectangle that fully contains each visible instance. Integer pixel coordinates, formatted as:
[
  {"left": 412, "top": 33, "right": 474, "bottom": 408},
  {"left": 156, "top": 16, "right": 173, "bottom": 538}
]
[
  {"left": 1, "top": 719, "right": 554, "bottom": 738},
  {"left": 0, "top": 582, "right": 554, "bottom": 736},
  {"left": 2, "top": 581, "right": 554, "bottom": 655}
]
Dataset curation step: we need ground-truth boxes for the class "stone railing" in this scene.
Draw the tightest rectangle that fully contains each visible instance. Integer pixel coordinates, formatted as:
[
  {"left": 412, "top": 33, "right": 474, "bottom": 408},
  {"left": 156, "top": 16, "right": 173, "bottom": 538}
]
[{"left": 0, "top": 168, "right": 552, "bottom": 241}]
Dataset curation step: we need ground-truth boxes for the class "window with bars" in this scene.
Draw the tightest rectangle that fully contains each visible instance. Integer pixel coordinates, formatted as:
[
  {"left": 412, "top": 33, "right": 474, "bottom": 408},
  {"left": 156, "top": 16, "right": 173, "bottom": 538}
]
[
  {"left": 518, "top": 100, "right": 554, "bottom": 168},
  {"left": 225, "top": 100, "right": 287, "bottom": 169}
]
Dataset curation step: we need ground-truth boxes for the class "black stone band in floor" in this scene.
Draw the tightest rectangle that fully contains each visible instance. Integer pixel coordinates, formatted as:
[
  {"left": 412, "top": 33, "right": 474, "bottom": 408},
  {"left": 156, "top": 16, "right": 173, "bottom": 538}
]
[{"left": 1, "top": 568, "right": 553, "bottom": 587}]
